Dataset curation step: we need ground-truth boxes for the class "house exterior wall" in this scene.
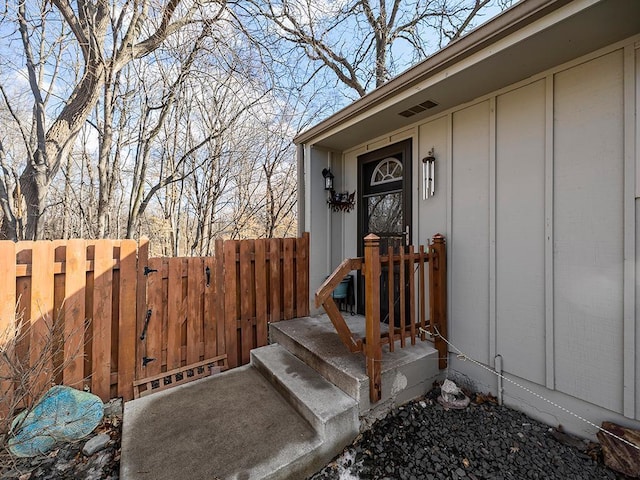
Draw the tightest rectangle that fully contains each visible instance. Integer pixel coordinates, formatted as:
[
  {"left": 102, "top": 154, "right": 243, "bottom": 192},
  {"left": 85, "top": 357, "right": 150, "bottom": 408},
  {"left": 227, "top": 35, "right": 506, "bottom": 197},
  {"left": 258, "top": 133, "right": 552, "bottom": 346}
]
[
  {"left": 304, "top": 35, "right": 640, "bottom": 437},
  {"left": 304, "top": 146, "right": 331, "bottom": 309},
  {"left": 443, "top": 45, "right": 634, "bottom": 437}
]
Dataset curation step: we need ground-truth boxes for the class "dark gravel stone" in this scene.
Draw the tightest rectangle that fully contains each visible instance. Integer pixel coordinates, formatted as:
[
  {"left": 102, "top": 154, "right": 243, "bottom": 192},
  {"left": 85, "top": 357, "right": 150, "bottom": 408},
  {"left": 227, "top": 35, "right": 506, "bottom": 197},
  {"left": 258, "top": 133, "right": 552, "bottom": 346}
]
[{"left": 308, "top": 395, "right": 627, "bottom": 480}]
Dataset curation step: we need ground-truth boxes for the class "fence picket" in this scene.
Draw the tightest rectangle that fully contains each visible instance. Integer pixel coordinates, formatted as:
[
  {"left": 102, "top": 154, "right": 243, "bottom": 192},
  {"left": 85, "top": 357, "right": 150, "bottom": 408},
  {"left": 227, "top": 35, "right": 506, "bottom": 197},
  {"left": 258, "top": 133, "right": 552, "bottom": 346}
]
[
  {"left": 117, "top": 240, "right": 137, "bottom": 401},
  {"left": 214, "top": 240, "right": 225, "bottom": 356},
  {"left": 135, "top": 238, "right": 149, "bottom": 382},
  {"left": 408, "top": 246, "right": 416, "bottom": 345},
  {"left": 91, "top": 240, "right": 113, "bottom": 401},
  {"left": 239, "top": 240, "right": 253, "bottom": 365},
  {"left": 52, "top": 242, "right": 66, "bottom": 387},
  {"left": 387, "top": 246, "right": 395, "bottom": 352},
  {"left": 254, "top": 240, "right": 267, "bottom": 348},
  {"left": 161, "top": 260, "right": 171, "bottom": 367},
  {"left": 203, "top": 256, "right": 217, "bottom": 358},
  {"left": 399, "top": 247, "right": 406, "bottom": 348},
  {"left": 15, "top": 242, "right": 33, "bottom": 361},
  {"left": 224, "top": 241, "right": 239, "bottom": 368},
  {"left": 29, "top": 241, "right": 54, "bottom": 401},
  {"left": 283, "top": 238, "right": 294, "bottom": 320},
  {"left": 166, "top": 259, "right": 183, "bottom": 371},
  {"left": 187, "top": 257, "right": 203, "bottom": 364},
  {"left": 0, "top": 241, "right": 16, "bottom": 421},
  {"left": 269, "top": 239, "right": 281, "bottom": 322},
  {"left": 144, "top": 257, "right": 163, "bottom": 378},
  {"left": 419, "top": 246, "right": 427, "bottom": 342},
  {"left": 295, "top": 234, "right": 309, "bottom": 318},
  {"left": 63, "top": 239, "right": 86, "bottom": 389}
]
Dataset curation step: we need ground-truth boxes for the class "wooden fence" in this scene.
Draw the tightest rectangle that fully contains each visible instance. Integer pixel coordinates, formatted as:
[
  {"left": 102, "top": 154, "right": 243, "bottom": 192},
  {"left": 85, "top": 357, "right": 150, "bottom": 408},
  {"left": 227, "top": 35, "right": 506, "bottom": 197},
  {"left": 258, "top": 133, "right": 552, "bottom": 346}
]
[
  {"left": 0, "top": 234, "right": 309, "bottom": 413},
  {"left": 138, "top": 235, "right": 309, "bottom": 381}
]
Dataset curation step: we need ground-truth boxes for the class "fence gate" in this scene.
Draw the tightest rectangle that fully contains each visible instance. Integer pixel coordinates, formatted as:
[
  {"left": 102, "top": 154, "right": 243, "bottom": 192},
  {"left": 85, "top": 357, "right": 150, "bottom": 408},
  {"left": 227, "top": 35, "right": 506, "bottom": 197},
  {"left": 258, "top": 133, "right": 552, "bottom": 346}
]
[{"left": 133, "top": 235, "right": 309, "bottom": 398}]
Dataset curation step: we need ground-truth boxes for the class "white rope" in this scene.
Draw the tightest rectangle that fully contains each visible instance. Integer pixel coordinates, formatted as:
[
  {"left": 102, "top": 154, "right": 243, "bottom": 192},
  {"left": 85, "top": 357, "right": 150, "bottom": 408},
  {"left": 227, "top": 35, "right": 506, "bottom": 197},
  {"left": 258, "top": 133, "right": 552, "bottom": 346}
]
[{"left": 420, "top": 326, "right": 640, "bottom": 452}]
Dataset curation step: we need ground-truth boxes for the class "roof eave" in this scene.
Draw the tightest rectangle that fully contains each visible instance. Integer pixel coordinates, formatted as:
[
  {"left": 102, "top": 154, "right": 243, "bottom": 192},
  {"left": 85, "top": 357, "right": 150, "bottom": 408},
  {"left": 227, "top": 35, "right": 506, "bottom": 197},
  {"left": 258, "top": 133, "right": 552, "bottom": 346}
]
[{"left": 293, "top": 0, "right": 570, "bottom": 146}]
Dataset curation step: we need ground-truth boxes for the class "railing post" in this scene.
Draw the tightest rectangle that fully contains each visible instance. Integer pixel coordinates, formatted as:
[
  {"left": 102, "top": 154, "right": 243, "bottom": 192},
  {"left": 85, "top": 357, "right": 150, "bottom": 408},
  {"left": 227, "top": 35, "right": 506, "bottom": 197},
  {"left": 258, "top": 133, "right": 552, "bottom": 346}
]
[
  {"left": 364, "top": 234, "right": 382, "bottom": 403},
  {"left": 430, "top": 233, "right": 448, "bottom": 369}
]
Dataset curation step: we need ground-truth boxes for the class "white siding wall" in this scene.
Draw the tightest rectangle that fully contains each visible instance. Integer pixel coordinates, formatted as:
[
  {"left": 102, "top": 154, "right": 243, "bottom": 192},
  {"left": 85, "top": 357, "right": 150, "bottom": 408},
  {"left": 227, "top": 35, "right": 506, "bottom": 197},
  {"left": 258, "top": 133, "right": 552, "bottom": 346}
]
[
  {"left": 442, "top": 49, "right": 632, "bottom": 425},
  {"left": 306, "top": 147, "right": 332, "bottom": 313},
  {"left": 442, "top": 48, "right": 634, "bottom": 429},
  {"left": 451, "top": 101, "right": 491, "bottom": 364},
  {"left": 553, "top": 50, "right": 625, "bottom": 413},
  {"left": 417, "top": 117, "right": 449, "bottom": 244},
  {"left": 636, "top": 47, "right": 640, "bottom": 421},
  {"left": 495, "top": 80, "right": 546, "bottom": 386}
]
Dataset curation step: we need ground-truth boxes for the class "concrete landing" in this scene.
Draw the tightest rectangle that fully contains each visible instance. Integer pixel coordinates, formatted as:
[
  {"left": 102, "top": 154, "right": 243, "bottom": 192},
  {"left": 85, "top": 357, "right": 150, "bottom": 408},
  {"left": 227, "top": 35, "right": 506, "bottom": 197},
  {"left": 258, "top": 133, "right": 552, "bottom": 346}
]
[
  {"left": 270, "top": 314, "right": 442, "bottom": 423},
  {"left": 121, "top": 346, "right": 359, "bottom": 480}
]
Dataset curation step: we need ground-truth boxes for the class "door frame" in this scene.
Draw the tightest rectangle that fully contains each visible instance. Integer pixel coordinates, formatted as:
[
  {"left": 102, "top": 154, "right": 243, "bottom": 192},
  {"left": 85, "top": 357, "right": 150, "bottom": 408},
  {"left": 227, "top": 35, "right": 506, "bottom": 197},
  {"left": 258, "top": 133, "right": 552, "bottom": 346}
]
[{"left": 356, "top": 138, "right": 413, "bottom": 313}]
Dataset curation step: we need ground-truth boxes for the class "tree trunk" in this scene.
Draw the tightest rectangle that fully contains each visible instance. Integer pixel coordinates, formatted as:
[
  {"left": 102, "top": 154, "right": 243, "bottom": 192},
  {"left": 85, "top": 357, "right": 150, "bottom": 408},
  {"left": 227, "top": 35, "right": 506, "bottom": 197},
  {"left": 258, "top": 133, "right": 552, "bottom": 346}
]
[{"left": 20, "top": 156, "right": 49, "bottom": 240}]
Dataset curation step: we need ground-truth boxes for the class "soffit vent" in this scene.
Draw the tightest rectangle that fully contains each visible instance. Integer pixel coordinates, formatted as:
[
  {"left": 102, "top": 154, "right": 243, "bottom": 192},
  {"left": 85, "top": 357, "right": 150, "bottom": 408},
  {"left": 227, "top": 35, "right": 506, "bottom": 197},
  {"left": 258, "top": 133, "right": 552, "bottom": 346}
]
[{"left": 398, "top": 100, "right": 439, "bottom": 118}]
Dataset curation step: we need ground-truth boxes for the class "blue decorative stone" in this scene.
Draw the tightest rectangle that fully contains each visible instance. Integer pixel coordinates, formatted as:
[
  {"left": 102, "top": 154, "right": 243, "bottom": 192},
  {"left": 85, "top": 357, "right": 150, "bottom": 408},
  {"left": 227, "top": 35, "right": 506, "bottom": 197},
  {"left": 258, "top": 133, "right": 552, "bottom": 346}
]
[{"left": 8, "top": 385, "right": 104, "bottom": 457}]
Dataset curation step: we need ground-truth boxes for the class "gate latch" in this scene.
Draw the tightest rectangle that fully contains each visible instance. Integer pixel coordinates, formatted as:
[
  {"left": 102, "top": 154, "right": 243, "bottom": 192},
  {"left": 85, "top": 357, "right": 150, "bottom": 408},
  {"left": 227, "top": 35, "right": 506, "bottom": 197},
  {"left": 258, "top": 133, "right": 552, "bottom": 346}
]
[
  {"left": 144, "top": 266, "right": 158, "bottom": 276},
  {"left": 142, "top": 356, "right": 155, "bottom": 367}
]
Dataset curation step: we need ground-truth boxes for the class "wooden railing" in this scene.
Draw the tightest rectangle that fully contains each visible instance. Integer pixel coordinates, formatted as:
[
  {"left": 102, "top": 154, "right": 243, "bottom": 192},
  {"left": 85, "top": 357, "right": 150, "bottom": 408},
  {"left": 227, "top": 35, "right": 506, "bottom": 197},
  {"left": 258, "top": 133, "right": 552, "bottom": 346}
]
[{"left": 315, "top": 233, "right": 447, "bottom": 403}]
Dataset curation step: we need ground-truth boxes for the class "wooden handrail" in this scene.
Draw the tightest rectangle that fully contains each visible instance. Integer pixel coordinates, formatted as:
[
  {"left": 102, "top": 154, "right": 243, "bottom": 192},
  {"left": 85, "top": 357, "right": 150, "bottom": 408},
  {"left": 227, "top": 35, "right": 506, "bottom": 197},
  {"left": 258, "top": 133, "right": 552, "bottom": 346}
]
[
  {"left": 315, "top": 257, "right": 363, "bottom": 308},
  {"left": 314, "top": 256, "right": 364, "bottom": 354},
  {"left": 315, "top": 233, "right": 447, "bottom": 404}
]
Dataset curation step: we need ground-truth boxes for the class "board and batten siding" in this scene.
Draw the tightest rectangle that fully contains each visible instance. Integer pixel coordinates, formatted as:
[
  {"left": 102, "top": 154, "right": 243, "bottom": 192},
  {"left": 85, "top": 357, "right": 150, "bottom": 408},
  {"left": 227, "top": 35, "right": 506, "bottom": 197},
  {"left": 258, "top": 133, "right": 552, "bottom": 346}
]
[
  {"left": 553, "top": 50, "right": 625, "bottom": 413},
  {"left": 636, "top": 46, "right": 640, "bottom": 422},
  {"left": 495, "top": 79, "right": 547, "bottom": 387},
  {"left": 450, "top": 101, "right": 491, "bottom": 365},
  {"left": 443, "top": 46, "right": 635, "bottom": 424}
]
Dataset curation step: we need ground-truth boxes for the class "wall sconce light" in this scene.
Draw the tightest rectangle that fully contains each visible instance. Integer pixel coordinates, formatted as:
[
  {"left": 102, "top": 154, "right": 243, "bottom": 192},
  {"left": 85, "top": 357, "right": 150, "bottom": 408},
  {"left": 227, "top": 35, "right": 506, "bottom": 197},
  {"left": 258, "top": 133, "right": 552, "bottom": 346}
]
[
  {"left": 422, "top": 149, "right": 436, "bottom": 200},
  {"left": 322, "top": 168, "right": 334, "bottom": 190},
  {"left": 321, "top": 167, "right": 355, "bottom": 212}
]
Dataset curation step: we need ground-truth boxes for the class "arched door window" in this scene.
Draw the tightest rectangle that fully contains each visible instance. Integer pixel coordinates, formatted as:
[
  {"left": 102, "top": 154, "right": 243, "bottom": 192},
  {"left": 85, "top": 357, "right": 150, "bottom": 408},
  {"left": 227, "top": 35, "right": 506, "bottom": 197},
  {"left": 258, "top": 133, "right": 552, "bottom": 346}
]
[{"left": 371, "top": 158, "right": 403, "bottom": 186}]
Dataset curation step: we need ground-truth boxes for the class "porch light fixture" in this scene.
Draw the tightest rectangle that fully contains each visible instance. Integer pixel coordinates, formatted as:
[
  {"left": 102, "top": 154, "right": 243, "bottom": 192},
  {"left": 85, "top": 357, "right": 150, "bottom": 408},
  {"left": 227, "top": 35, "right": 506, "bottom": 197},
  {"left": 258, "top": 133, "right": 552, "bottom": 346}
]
[
  {"left": 322, "top": 168, "right": 334, "bottom": 190},
  {"left": 422, "top": 149, "right": 436, "bottom": 200},
  {"left": 321, "top": 167, "right": 355, "bottom": 212}
]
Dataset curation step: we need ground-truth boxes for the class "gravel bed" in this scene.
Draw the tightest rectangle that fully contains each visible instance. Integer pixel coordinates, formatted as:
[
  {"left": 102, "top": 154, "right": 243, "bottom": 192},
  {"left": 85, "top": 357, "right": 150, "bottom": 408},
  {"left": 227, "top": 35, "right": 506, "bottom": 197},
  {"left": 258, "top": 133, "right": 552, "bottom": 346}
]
[{"left": 309, "top": 391, "right": 626, "bottom": 480}]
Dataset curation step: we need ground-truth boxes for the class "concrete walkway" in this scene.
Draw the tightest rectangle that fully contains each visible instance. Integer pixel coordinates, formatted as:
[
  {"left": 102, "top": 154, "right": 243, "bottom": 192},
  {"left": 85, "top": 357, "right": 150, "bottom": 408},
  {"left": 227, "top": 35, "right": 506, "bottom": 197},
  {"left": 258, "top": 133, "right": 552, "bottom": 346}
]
[
  {"left": 121, "top": 314, "right": 440, "bottom": 479},
  {"left": 121, "top": 345, "right": 359, "bottom": 480}
]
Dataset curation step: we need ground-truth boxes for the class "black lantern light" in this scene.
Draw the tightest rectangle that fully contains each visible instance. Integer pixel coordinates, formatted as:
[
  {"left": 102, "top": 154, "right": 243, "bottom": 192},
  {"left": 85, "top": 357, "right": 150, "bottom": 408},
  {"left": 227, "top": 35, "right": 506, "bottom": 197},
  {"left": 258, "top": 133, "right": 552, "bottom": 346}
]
[
  {"left": 320, "top": 167, "right": 355, "bottom": 213},
  {"left": 322, "top": 168, "right": 334, "bottom": 190}
]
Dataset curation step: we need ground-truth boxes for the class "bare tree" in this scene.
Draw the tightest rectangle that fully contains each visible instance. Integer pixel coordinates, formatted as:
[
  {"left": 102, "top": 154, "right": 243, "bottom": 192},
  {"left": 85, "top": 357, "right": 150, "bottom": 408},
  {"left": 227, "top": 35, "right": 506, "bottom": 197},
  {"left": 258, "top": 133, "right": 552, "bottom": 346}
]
[
  {"left": 0, "top": 0, "right": 226, "bottom": 240},
  {"left": 233, "top": 0, "right": 512, "bottom": 97}
]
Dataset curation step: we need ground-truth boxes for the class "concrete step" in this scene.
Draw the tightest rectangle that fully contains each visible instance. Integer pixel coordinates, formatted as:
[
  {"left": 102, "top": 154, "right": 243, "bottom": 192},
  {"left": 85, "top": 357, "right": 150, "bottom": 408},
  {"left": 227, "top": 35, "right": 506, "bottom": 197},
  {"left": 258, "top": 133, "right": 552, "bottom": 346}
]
[
  {"left": 251, "top": 344, "right": 358, "bottom": 446},
  {"left": 270, "top": 315, "right": 442, "bottom": 423},
  {"left": 270, "top": 315, "right": 369, "bottom": 407}
]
